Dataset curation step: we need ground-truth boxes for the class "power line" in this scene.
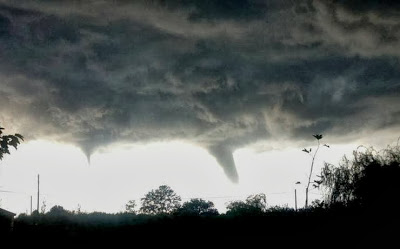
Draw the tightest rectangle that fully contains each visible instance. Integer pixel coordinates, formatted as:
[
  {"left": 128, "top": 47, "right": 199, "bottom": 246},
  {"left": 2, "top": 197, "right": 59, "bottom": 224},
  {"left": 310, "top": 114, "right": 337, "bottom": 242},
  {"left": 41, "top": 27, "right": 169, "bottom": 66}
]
[{"left": 0, "top": 189, "right": 31, "bottom": 196}]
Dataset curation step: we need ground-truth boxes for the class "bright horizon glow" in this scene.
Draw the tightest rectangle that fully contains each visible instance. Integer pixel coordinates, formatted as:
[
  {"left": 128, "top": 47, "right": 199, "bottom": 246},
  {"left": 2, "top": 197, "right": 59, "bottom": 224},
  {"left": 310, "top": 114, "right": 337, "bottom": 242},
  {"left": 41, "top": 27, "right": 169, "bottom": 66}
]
[{"left": 0, "top": 139, "right": 361, "bottom": 215}]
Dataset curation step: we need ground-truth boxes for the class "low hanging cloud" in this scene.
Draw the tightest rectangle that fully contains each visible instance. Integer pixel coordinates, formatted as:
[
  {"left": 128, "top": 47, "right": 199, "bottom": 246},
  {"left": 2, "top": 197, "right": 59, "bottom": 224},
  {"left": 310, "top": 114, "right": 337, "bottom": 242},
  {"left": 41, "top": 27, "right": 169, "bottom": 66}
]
[{"left": 0, "top": 0, "right": 400, "bottom": 182}]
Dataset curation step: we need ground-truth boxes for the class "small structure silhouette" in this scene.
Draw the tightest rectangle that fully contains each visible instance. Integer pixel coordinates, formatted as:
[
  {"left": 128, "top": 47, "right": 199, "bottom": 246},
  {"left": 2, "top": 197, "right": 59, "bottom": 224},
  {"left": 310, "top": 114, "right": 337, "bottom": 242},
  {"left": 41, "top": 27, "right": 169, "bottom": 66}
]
[{"left": 0, "top": 208, "right": 16, "bottom": 234}]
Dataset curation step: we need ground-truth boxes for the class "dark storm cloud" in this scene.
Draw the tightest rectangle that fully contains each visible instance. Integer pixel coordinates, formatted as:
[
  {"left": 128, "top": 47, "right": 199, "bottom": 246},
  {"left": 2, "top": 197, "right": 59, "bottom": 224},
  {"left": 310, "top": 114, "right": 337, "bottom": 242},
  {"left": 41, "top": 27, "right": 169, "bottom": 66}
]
[
  {"left": 0, "top": 0, "right": 399, "bottom": 182},
  {"left": 150, "top": 0, "right": 269, "bottom": 20},
  {"left": 333, "top": 0, "right": 400, "bottom": 13},
  {"left": 306, "top": 0, "right": 400, "bottom": 58}
]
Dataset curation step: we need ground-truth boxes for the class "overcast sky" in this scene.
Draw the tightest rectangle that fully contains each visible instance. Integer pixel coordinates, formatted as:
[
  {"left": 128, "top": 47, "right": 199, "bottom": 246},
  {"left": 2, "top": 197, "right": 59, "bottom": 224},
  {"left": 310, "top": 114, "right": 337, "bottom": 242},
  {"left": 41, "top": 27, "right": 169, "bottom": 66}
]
[{"left": 0, "top": 0, "right": 400, "bottom": 213}]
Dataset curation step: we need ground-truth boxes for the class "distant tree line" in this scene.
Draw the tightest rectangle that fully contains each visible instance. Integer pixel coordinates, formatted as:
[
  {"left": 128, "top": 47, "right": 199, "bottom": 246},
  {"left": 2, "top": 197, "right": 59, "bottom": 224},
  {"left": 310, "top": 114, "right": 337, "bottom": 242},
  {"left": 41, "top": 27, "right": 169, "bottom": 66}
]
[{"left": 123, "top": 185, "right": 268, "bottom": 217}]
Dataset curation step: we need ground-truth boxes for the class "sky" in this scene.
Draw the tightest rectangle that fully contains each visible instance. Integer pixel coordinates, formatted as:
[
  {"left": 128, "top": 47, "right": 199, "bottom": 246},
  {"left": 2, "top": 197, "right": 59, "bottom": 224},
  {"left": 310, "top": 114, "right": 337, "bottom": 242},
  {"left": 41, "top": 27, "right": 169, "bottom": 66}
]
[{"left": 0, "top": 0, "right": 400, "bottom": 214}]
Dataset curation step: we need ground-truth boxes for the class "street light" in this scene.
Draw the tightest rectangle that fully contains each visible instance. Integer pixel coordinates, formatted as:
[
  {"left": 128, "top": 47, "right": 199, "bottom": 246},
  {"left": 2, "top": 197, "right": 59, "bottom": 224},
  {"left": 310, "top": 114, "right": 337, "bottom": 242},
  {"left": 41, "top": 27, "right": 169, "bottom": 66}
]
[{"left": 295, "top": 181, "right": 301, "bottom": 211}]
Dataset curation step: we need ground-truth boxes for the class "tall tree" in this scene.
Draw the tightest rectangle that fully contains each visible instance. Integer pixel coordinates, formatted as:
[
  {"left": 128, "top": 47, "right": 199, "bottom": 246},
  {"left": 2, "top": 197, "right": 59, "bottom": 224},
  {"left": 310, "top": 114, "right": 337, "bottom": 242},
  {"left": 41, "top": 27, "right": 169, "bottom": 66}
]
[{"left": 139, "top": 185, "right": 181, "bottom": 215}]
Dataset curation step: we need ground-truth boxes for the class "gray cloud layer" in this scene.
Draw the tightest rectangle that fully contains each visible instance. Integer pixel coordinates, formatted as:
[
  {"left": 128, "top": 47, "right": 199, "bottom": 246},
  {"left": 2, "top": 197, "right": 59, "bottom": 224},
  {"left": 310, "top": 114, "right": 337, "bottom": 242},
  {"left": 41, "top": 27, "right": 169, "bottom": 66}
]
[{"left": 0, "top": 0, "right": 400, "bottom": 182}]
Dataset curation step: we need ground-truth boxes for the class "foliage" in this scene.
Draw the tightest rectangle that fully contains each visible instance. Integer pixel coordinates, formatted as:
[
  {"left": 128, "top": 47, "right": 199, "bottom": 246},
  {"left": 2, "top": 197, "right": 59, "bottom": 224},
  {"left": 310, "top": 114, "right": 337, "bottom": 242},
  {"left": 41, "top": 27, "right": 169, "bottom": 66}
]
[
  {"left": 0, "top": 125, "right": 24, "bottom": 161},
  {"left": 8, "top": 184, "right": 400, "bottom": 241},
  {"left": 317, "top": 145, "right": 400, "bottom": 210},
  {"left": 125, "top": 200, "right": 136, "bottom": 214},
  {"left": 226, "top": 193, "right": 267, "bottom": 216},
  {"left": 139, "top": 185, "right": 181, "bottom": 215},
  {"left": 9, "top": 206, "right": 335, "bottom": 240},
  {"left": 266, "top": 205, "right": 294, "bottom": 212},
  {"left": 41, "top": 200, "right": 47, "bottom": 214},
  {"left": 48, "top": 205, "right": 70, "bottom": 216},
  {"left": 265, "top": 205, "right": 297, "bottom": 216},
  {"left": 75, "top": 204, "right": 82, "bottom": 214},
  {"left": 176, "top": 198, "right": 219, "bottom": 216}
]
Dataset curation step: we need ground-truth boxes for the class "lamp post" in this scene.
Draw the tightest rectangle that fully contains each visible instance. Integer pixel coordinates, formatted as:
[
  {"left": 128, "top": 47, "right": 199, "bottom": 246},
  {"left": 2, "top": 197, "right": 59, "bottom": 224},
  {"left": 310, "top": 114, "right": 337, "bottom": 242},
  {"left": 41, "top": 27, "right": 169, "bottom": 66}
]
[{"left": 295, "top": 181, "right": 301, "bottom": 211}]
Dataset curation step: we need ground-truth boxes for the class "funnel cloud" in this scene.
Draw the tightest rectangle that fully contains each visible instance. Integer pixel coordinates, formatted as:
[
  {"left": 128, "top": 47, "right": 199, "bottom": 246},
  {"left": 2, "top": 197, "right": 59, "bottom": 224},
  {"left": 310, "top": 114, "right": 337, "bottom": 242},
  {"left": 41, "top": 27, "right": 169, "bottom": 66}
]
[
  {"left": 208, "top": 144, "right": 238, "bottom": 183},
  {"left": 1, "top": 0, "right": 400, "bottom": 182}
]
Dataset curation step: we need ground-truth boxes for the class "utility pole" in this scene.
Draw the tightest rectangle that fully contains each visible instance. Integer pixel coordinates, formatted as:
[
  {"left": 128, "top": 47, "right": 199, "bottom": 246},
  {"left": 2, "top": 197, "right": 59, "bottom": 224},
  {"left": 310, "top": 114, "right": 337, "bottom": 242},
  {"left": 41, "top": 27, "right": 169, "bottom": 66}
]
[
  {"left": 37, "top": 174, "right": 40, "bottom": 213},
  {"left": 30, "top": 195, "right": 32, "bottom": 214}
]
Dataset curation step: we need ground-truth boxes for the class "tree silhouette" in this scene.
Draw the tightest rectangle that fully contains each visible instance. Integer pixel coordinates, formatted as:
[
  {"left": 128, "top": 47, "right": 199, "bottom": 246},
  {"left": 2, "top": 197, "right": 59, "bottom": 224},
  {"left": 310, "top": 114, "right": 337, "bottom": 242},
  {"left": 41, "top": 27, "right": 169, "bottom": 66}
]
[
  {"left": 317, "top": 145, "right": 400, "bottom": 211},
  {"left": 41, "top": 200, "right": 47, "bottom": 214},
  {"left": 176, "top": 198, "right": 219, "bottom": 216},
  {"left": 226, "top": 193, "right": 267, "bottom": 216},
  {"left": 302, "top": 134, "right": 328, "bottom": 208},
  {"left": 48, "top": 205, "right": 69, "bottom": 216},
  {"left": 139, "top": 185, "right": 181, "bottom": 215},
  {"left": 0, "top": 124, "right": 24, "bottom": 161},
  {"left": 125, "top": 200, "right": 136, "bottom": 214}
]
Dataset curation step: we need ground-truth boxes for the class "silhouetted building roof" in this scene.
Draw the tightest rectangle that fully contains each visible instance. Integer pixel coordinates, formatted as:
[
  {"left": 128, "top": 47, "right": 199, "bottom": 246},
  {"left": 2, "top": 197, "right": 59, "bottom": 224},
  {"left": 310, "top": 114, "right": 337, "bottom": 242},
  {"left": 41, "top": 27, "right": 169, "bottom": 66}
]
[
  {"left": 0, "top": 208, "right": 16, "bottom": 234},
  {"left": 0, "top": 208, "right": 15, "bottom": 218}
]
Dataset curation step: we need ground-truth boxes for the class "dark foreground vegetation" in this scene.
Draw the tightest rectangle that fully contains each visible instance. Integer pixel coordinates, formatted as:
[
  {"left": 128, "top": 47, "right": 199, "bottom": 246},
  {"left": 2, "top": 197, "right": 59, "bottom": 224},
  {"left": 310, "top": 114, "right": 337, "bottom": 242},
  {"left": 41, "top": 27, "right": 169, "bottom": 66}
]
[
  {"left": 10, "top": 205, "right": 400, "bottom": 241},
  {"left": 4, "top": 143, "right": 400, "bottom": 240},
  {"left": 9, "top": 208, "right": 397, "bottom": 241}
]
